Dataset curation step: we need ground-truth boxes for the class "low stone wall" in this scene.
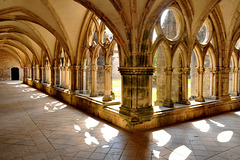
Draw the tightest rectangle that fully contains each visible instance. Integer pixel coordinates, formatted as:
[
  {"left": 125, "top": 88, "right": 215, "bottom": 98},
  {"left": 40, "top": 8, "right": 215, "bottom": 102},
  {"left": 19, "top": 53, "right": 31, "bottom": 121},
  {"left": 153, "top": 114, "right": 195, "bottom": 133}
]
[{"left": 25, "top": 79, "right": 240, "bottom": 133}]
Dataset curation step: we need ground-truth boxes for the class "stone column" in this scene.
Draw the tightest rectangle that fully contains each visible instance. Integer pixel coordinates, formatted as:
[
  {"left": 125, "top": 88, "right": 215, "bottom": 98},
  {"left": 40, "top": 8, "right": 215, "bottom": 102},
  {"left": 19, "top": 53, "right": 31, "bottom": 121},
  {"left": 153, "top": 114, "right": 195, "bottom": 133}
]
[
  {"left": 85, "top": 66, "right": 90, "bottom": 93},
  {"left": 163, "top": 67, "right": 174, "bottom": 107},
  {"left": 231, "top": 67, "right": 239, "bottom": 96},
  {"left": 75, "top": 66, "right": 80, "bottom": 91},
  {"left": 195, "top": 67, "right": 205, "bottom": 102},
  {"left": 209, "top": 67, "right": 219, "bottom": 99},
  {"left": 103, "top": 65, "right": 112, "bottom": 101},
  {"left": 22, "top": 67, "right": 27, "bottom": 82},
  {"left": 69, "top": 66, "right": 76, "bottom": 93},
  {"left": 181, "top": 68, "right": 190, "bottom": 104},
  {"left": 41, "top": 67, "right": 46, "bottom": 83},
  {"left": 219, "top": 67, "right": 231, "bottom": 100},
  {"left": 118, "top": 67, "right": 154, "bottom": 122},
  {"left": 65, "top": 66, "right": 69, "bottom": 89},
  {"left": 50, "top": 66, "right": 55, "bottom": 88},
  {"left": 90, "top": 65, "right": 98, "bottom": 97},
  {"left": 38, "top": 66, "right": 42, "bottom": 83},
  {"left": 31, "top": 66, "right": 35, "bottom": 80},
  {"left": 54, "top": 66, "right": 60, "bottom": 87}
]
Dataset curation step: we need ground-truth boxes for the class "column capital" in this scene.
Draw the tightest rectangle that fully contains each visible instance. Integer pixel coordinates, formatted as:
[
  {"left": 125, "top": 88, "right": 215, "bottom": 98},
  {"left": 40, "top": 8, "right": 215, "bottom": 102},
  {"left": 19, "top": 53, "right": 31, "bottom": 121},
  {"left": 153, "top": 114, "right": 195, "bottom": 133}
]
[
  {"left": 209, "top": 67, "right": 219, "bottom": 74},
  {"left": 118, "top": 67, "right": 155, "bottom": 75},
  {"left": 197, "top": 67, "right": 206, "bottom": 74},
  {"left": 182, "top": 67, "right": 190, "bottom": 75},
  {"left": 233, "top": 67, "right": 239, "bottom": 73},
  {"left": 103, "top": 65, "right": 112, "bottom": 71},
  {"left": 91, "top": 65, "right": 98, "bottom": 71},
  {"left": 164, "top": 67, "right": 173, "bottom": 75},
  {"left": 75, "top": 65, "right": 81, "bottom": 70}
]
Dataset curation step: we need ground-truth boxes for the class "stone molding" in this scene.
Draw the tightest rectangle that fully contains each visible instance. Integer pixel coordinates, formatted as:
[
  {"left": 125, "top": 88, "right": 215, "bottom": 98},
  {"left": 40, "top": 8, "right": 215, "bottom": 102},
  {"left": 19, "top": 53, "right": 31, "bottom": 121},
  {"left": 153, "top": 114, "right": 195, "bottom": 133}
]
[{"left": 118, "top": 67, "right": 155, "bottom": 75}]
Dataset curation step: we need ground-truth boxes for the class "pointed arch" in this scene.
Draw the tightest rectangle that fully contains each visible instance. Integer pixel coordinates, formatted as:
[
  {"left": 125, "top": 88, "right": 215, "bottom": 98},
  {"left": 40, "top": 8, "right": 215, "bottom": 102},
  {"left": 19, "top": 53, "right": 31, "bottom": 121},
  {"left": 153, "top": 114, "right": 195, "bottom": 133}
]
[
  {"left": 151, "top": 37, "right": 172, "bottom": 68},
  {"left": 172, "top": 41, "right": 188, "bottom": 68}
]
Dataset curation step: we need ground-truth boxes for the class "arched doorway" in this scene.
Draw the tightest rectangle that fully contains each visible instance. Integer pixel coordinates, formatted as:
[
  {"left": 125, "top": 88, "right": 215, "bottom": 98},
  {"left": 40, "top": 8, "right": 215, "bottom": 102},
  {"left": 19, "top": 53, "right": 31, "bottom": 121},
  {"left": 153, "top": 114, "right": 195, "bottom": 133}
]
[{"left": 11, "top": 67, "right": 19, "bottom": 80}]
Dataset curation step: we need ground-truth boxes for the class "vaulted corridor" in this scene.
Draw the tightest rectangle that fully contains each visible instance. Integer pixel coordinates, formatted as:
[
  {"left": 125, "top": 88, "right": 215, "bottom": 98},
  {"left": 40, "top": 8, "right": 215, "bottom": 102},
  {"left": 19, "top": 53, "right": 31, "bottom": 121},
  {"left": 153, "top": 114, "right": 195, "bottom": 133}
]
[{"left": 1, "top": 81, "right": 240, "bottom": 160}]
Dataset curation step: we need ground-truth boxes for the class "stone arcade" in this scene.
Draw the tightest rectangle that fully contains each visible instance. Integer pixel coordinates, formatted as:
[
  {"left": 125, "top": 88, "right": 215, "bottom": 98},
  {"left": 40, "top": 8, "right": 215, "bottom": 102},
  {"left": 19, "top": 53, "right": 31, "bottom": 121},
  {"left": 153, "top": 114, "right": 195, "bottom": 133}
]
[{"left": 0, "top": 0, "right": 240, "bottom": 132}]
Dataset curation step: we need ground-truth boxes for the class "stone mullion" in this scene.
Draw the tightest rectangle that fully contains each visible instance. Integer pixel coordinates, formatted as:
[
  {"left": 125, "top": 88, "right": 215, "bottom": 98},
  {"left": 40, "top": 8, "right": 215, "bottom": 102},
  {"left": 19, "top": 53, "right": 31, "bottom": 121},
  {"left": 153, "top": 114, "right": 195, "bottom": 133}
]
[
  {"left": 163, "top": 67, "right": 174, "bottom": 107},
  {"left": 65, "top": 67, "right": 69, "bottom": 89},
  {"left": 75, "top": 66, "right": 81, "bottom": 91},
  {"left": 69, "top": 65, "right": 76, "bottom": 93},
  {"left": 181, "top": 68, "right": 190, "bottom": 104},
  {"left": 90, "top": 65, "right": 98, "bottom": 97},
  {"left": 54, "top": 66, "right": 60, "bottom": 87},
  {"left": 103, "top": 65, "right": 112, "bottom": 101},
  {"left": 41, "top": 67, "right": 46, "bottom": 83},
  {"left": 50, "top": 66, "right": 55, "bottom": 87},
  {"left": 85, "top": 67, "right": 90, "bottom": 93},
  {"left": 209, "top": 67, "right": 219, "bottom": 99},
  {"left": 195, "top": 67, "right": 205, "bottom": 102},
  {"left": 232, "top": 67, "right": 238, "bottom": 96}
]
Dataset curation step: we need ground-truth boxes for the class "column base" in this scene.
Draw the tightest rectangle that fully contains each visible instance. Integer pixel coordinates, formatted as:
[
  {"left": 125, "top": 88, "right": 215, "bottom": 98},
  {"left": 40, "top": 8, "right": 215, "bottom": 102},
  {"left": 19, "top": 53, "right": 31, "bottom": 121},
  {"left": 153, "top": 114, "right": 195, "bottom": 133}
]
[
  {"left": 90, "top": 92, "right": 98, "bottom": 97},
  {"left": 102, "top": 95, "right": 113, "bottom": 101},
  {"left": 208, "top": 95, "right": 219, "bottom": 100},
  {"left": 180, "top": 100, "right": 191, "bottom": 105},
  {"left": 154, "top": 100, "right": 163, "bottom": 106},
  {"left": 163, "top": 99, "right": 174, "bottom": 108},
  {"left": 195, "top": 96, "right": 205, "bottom": 102},
  {"left": 219, "top": 95, "right": 231, "bottom": 101},
  {"left": 231, "top": 92, "right": 238, "bottom": 96},
  {"left": 119, "top": 105, "right": 153, "bottom": 119}
]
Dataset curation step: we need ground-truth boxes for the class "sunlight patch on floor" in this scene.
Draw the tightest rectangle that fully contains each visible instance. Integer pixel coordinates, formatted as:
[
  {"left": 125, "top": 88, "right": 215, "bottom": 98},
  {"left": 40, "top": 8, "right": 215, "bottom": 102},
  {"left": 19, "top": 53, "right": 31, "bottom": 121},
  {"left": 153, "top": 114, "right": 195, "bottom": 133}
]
[
  {"left": 217, "top": 131, "right": 233, "bottom": 143},
  {"left": 169, "top": 145, "right": 192, "bottom": 160},
  {"left": 192, "top": 120, "right": 210, "bottom": 132},
  {"left": 152, "top": 130, "right": 171, "bottom": 146}
]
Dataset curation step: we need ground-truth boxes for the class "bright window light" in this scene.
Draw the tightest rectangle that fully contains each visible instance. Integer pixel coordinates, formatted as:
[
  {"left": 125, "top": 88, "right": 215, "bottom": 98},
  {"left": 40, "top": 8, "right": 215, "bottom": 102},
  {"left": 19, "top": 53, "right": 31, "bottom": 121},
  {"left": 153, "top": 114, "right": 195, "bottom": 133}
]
[
  {"left": 101, "top": 124, "right": 119, "bottom": 142},
  {"left": 192, "top": 120, "right": 210, "bottom": 132},
  {"left": 152, "top": 130, "right": 171, "bottom": 146},
  {"left": 84, "top": 132, "right": 99, "bottom": 145},
  {"left": 209, "top": 119, "right": 225, "bottom": 127},
  {"left": 74, "top": 124, "right": 81, "bottom": 132},
  {"left": 169, "top": 145, "right": 192, "bottom": 160},
  {"left": 217, "top": 131, "right": 233, "bottom": 143},
  {"left": 85, "top": 117, "right": 99, "bottom": 129}
]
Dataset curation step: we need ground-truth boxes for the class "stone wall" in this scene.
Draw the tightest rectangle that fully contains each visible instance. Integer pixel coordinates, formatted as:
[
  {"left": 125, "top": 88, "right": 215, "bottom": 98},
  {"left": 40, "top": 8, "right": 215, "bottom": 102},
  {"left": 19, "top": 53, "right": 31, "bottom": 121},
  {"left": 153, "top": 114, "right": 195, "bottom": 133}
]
[{"left": 0, "top": 50, "right": 22, "bottom": 81}]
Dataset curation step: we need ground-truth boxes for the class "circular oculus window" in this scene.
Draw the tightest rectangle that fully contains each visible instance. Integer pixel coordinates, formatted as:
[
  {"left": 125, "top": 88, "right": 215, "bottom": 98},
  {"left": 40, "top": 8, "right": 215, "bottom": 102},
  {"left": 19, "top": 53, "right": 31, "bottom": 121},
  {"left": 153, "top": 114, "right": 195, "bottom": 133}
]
[
  {"left": 160, "top": 9, "right": 182, "bottom": 41},
  {"left": 197, "top": 20, "right": 212, "bottom": 45}
]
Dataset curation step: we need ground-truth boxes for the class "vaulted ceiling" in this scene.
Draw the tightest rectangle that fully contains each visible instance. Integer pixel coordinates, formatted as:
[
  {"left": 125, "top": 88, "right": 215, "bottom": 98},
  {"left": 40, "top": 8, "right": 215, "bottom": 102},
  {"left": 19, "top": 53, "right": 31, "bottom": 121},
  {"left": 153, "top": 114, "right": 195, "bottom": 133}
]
[{"left": 0, "top": 0, "right": 239, "bottom": 67}]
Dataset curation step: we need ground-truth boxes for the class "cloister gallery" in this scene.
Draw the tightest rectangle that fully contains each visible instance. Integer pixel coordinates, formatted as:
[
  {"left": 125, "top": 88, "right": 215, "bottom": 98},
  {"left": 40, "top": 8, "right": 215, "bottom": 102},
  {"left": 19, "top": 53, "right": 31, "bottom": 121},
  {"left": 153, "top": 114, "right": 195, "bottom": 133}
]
[{"left": 0, "top": 0, "right": 240, "bottom": 133}]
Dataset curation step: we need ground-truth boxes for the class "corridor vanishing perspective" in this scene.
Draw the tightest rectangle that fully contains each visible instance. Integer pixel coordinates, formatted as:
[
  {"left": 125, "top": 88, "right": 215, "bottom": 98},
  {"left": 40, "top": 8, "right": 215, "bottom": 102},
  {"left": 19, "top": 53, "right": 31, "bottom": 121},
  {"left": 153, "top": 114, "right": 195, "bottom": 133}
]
[
  {"left": 0, "top": 0, "right": 240, "bottom": 133},
  {"left": 1, "top": 81, "right": 240, "bottom": 160}
]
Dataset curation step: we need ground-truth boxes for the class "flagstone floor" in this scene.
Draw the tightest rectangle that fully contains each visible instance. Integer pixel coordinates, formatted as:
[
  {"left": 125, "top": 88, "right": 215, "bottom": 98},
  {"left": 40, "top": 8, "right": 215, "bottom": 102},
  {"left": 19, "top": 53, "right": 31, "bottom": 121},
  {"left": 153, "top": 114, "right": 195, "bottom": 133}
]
[{"left": 0, "top": 81, "right": 240, "bottom": 160}]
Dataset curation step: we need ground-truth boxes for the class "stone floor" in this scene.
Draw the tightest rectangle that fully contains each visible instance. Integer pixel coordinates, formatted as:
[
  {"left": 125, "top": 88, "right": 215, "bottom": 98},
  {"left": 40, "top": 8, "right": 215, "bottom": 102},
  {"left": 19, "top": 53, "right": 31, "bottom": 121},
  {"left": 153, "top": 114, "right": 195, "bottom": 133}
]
[{"left": 1, "top": 81, "right": 240, "bottom": 160}]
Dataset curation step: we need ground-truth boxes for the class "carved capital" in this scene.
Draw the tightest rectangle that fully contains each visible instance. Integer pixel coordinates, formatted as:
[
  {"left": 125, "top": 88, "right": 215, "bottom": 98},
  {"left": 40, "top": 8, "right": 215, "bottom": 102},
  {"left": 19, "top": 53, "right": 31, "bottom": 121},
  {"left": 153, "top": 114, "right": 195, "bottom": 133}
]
[
  {"left": 164, "top": 67, "right": 173, "bottom": 75},
  {"left": 182, "top": 67, "right": 190, "bottom": 75},
  {"left": 233, "top": 67, "right": 239, "bottom": 73},
  {"left": 103, "top": 65, "right": 112, "bottom": 72},
  {"left": 118, "top": 67, "right": 155, "bottom": 75},
  {"left": 91, "top": 65, "right": 98, "bottom": 72},
  {"left": 197, "top": 67, "right": 206, "bottom": 74}
]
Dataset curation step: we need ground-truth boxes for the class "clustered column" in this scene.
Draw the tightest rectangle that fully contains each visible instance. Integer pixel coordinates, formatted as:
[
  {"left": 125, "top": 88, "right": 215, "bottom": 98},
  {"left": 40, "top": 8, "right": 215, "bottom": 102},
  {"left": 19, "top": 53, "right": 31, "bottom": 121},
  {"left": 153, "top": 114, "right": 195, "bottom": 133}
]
[
  {"left": 195, "top": 67, "right": 205, "bottom": 102},
  {"left": 232, "top": 67, "right": 239, "bottom": 96},
  {"left": 102, "top": 65, "right": 112, "bottom": 101},
  {"left": 90, "top": 64, "right": 98, "bottom": 97},
  {"left": 181, "top": 67, "right": 191, "bottom": 104},
  {"left": 163, "top": 67, "right": 174, "bottom": 107}
]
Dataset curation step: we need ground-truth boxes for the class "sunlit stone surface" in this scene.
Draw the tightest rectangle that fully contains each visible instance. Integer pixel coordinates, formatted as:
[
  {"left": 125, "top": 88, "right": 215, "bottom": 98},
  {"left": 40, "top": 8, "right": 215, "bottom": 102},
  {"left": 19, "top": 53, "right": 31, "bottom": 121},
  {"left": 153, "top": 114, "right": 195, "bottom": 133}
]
[{"left": 0, "top": 81, "right": 240, "bottom": 160}]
